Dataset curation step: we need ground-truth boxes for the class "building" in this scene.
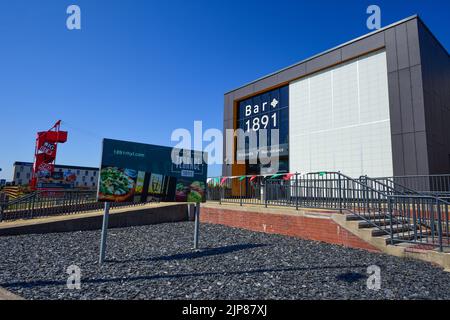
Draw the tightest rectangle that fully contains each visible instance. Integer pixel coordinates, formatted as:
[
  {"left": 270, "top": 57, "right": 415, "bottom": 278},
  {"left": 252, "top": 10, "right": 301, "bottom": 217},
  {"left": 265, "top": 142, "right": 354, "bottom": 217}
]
[
  {"left": 223, "top": 15, "right": 450, "bottom": 180},
  {"left": 13, "top": 162, "right": 99, "bottom": 189}
]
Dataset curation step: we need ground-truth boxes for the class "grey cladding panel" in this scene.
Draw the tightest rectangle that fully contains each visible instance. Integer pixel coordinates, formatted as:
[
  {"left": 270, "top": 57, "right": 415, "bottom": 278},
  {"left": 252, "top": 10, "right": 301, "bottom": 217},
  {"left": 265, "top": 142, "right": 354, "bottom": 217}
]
[
  {"left": 341, "top": 32, "right": 385, "bottom": 61},
  {"left": 253, "top": 74, "right": 279, "bottom": 93},
  {"left": 406, "top": 19, "right": 421, "bottom": 67},
  {"left": 233, "top": 84, "right": 255, "bottom": 101},
  {"left": 277, "top": 63, "right": 306, "bottom": 84},
  {"left": 224, "top": 94, "right": 233, "bottom": 121},
  {"left": 387, "top": 71, "right": 402, "bottom": 135},
  {"left": 414, "top": 131, "right": 429, "bottom": 175},
  {"left": 391, "top": 134, "right": 405, "bottom": 176},
  {"left": 306, "top": 49, "right": 342, "bottom": 74},
  {"left": 398, "top": 68, "right": 415, "bottom": 133},
  {"left": 409, "top": 65, "right": 426, "bottom": 132},
  {"left": 402, "top": 133, "right": 418, "bottom": 175},
  {"left": 384, "top": 28, "right": 398, "bottom": 72},
  {"left": 395, "top": 24, "right": 411, "bottom": 70}
]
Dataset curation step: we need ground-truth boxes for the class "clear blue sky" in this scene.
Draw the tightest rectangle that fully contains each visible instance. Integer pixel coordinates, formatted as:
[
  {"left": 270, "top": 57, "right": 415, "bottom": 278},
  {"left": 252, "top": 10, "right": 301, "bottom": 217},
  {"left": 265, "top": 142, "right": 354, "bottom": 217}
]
[{"left": 0, "top": 0, "right": 448, "bottom": 180}]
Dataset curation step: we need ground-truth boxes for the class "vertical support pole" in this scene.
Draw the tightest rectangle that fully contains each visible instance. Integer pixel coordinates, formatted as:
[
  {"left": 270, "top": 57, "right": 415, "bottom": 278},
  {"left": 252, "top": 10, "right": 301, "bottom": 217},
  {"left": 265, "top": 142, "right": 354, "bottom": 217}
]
[
  {"left": 29, "top": 193, "right": 36, "bottom": 219},
  {"left": 388, "top": 197, "right": 394, "bottom": 245},
  {"left": 219, "top": 181, "right": 222, "bottom": 205},
  {"left": 295, "top": 173, "right": 299, "bottom": 211},
  {"left": 437, "top": 199, "right": 443, "bottom": 252},
  {"left": 264, "top": 178, "right": 268, "bottom": 208},
  {"left": 338, "top": 173, "right": 342, "bottom": 213},
  {"left": 239, "top": 180, "right": 242, "bottom": 207},
  {"left": 99, "top": 202, "right": 110, "bottom": 264},
  {"left": 193, "top": 202, "right": 200, "bottom": 250}
]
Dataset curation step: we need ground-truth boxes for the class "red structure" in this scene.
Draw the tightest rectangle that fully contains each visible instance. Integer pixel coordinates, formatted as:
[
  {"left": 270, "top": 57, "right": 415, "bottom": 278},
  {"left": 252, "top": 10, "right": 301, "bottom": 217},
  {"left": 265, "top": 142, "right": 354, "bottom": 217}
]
[{"left": 30, "top": 121, "right": 68, "bottom": 190}]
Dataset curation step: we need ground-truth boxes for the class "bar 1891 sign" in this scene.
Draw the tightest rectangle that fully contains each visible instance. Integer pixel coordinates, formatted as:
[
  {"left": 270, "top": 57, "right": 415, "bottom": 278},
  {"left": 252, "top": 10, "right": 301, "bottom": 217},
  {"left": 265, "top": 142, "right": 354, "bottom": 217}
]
[{"left": 97, "top": 138, "right": 208, "bottom": 263}]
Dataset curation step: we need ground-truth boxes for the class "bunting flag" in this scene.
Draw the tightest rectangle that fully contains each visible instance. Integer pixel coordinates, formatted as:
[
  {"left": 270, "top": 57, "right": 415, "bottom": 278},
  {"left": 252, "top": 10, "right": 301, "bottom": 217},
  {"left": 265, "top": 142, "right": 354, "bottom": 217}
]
[
  {"left": 283, "top": 173, "right": 295, "bottom": 180},
  {"left": 319, "top": 172, "right": 326, "bottom": 177},
  {"left": 270, "top": 173, "right": 284, "bottom": 179},
  {"left": 249, "top": 175, "right": 258, "bottom": 182},
  {"left": 239, "top": 176, "right": 246, "bottom": 181},
  {"left": 220, "top": 177, "right": 228, "bottom": 185}
]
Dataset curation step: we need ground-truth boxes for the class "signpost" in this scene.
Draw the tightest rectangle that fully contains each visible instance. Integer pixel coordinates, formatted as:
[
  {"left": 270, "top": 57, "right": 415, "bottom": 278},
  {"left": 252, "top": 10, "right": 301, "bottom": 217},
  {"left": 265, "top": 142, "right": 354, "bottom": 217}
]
[
  {"left": 97, "top": 138, "right": 208, "bottom": 264},
  {"left": 193, "top": 203, "right": 200, "bottom": 250},
  {"left": 99, "top": 202, "right": 110, "bottom": 264}
]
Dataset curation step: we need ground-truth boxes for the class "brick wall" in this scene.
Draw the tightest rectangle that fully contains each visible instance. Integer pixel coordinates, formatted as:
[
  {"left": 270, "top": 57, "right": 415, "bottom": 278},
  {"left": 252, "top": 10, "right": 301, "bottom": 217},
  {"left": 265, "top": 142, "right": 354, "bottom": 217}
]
[{"left": 201, "top": 206, "right": 380, "bottom": 252}]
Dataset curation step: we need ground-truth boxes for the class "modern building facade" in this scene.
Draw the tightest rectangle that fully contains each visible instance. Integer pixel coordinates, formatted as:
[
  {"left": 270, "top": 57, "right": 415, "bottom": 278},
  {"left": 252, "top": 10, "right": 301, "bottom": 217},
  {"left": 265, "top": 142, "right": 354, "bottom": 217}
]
[
  {"left": 223, "top": 15, "right": 450, "bottom": 179},
  {"left": 13, "top": 162, "right": 99, "bottom": 189}
]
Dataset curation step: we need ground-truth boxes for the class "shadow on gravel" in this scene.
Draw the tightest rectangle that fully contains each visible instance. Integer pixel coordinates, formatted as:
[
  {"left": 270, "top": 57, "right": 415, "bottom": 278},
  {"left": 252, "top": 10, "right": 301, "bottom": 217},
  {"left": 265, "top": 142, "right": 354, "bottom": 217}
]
[
  {"left": 109, "top": 243, "right": 268, "bottom": 264},
  {"left": 335, "top": 272, "right": 367, "bottom": 283},
  {"left": 1, "top": 264, "right": 371, "bottom": 290}
]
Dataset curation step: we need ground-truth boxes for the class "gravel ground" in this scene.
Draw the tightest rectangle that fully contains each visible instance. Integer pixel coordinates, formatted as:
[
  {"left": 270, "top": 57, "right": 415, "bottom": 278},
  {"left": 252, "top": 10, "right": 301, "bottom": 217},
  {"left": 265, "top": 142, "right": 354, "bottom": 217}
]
[{"left": 0, "top": 222, "right": 449, "bottom": 300}]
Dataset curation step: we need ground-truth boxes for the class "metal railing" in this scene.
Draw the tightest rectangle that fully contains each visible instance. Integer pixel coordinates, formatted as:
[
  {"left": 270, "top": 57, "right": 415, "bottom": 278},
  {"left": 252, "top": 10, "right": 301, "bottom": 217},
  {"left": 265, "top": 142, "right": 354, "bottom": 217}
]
[
  {"left": 0, "top": 190, "right": 157, "bottom": 222},
  {"left": 373, "top": 175, "right": 450, "bottom": 200},
  {"left": 207, "top": 172, "right": 450, "bottom": 251}
]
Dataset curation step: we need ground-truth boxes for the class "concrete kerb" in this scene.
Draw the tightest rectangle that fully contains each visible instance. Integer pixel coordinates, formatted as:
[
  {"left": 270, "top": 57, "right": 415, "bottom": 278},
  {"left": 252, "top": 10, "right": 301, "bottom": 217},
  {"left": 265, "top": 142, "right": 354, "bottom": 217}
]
[{"left": 0, "top": 286, "right": 24, "bottom": 300}]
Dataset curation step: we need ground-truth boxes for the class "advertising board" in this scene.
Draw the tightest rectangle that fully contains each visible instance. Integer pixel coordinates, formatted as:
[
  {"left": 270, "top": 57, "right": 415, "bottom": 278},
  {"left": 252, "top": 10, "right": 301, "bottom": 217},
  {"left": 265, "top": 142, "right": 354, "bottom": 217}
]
[{"left": 97, "top": 139, "right": 208, "bottom": 203}]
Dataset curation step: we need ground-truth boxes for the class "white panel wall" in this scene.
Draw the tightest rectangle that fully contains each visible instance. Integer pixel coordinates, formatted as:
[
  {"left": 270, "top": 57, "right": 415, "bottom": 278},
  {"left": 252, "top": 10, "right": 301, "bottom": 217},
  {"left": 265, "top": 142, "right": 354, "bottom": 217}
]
[{"left": 289, "top": 51, "right": 393, "bottom": 177}]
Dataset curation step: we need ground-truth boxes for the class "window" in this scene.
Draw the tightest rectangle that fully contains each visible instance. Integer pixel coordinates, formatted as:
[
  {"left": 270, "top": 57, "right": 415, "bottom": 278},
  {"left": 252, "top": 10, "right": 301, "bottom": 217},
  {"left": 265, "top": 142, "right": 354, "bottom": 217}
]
[
  {"left": 77, "top": 170, "right": 80, "bottom": 175},
  {"left": 82, "top": 176, "right": 86, "bottom": 182},
  {"left": 93, "top": 171, "right": 97, "bottom": 176},
  {"left": 85, "top": 171, "right": 89, "bottom": 176},
  {"left": 20, "top": 167, "right": 24, "bottom": 172},
  {"left": 16, "top": 172, "right": 20, "bottom": 178},
  {"left": 26, "top": 173, "right": 30, "bottom": 179},
  {"left": 90, "top": 177, "right": 94, "bottom": 182}
]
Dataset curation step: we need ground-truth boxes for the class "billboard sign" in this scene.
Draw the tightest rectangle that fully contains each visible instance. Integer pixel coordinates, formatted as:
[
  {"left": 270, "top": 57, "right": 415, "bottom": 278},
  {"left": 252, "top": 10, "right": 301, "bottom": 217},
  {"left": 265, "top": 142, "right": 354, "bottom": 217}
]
[
  {"left": 97, "top": 139, "right": 208, "bottom": 203},
  {"left": 36, "top": 170, "right": 76, "bottom": 189},
  {"left": 236, "top": 85, "right": 289, "bottom": 161}
]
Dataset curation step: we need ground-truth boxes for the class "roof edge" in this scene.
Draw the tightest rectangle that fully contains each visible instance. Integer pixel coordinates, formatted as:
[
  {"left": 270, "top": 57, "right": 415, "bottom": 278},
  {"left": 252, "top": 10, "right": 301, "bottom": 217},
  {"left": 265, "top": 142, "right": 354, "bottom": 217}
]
[{"left": 225, "top": 14, "right": 419, "bottom": 95}]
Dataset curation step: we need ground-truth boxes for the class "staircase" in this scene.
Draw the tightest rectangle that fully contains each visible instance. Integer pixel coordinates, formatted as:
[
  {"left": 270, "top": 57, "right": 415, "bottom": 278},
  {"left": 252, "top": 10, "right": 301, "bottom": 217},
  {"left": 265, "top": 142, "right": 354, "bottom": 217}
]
[
  {"left": 303, "top": 172, "right": 450, "bottom": 252},
  {"left": 346, "top": 212, "right": 432, "bottom": 245}
]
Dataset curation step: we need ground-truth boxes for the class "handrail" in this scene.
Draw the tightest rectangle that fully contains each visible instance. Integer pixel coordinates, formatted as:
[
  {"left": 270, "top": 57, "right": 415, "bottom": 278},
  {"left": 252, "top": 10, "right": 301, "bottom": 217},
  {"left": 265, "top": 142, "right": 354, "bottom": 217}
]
[
  {"left": 208, "top": 171, "right": 449, "bottom": 251},
  {"left": 367, "top": 176, "right": 450, "bottom": 205}
]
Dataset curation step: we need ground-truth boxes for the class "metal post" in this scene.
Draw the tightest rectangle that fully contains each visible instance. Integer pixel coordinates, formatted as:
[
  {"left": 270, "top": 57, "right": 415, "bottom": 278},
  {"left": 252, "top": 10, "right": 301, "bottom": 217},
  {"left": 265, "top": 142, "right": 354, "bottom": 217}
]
[
  {"left": 295, "top": 173, "right": 299, "bottom": 211},
  {"left": 193, "top": 202, "right": 200, "bottom": 250},
  {"left": 239, "top": 180, "right": 242, "bottom": 207},
  {"left": 264, "top": 178, "right": 268, "bottom": 208},
  {"left": 436, "top": 199, "right": 443, "bottom": 252},
  {"left": 338, "top": 173, "right": 342, "bottom": 213},
  {"left": 219, "top": 182, "right": 222, "bottom": 205},
  {"left": 388, "top": 197, "right": 394, "bottom": 245},
  {"left": 99, "top": 202, "right": 110, "bottom": 264}
]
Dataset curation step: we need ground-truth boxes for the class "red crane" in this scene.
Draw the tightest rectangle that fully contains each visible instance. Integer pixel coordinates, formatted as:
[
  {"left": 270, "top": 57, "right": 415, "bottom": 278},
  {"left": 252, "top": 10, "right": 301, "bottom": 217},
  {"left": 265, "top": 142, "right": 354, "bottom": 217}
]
[{"left": 30, "top": 121, "right": 68, "bottom": 190}]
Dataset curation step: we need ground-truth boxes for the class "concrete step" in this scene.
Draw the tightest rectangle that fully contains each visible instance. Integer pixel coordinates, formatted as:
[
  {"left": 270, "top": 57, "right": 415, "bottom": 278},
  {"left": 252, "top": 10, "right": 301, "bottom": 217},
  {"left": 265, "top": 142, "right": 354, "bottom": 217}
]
[
  {"left": 346, "top": 212, "right": 388, "bottom": 221},
  {"left": 371, "top": 224, "right": 419, "bottom": 237},
  {"left": 376, "top": 229, "right": 433, "bottom": 245},
  {"left": 358, "top": 219, "right": 392, "bottom": 228}
]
